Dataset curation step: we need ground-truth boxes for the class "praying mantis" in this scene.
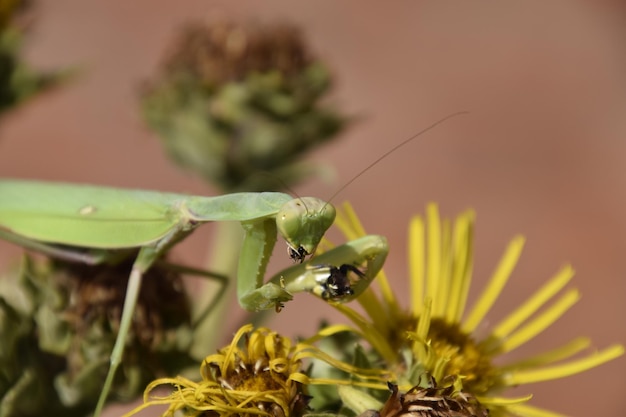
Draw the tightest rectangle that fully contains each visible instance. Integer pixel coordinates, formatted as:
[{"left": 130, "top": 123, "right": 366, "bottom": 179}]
[
  {"left": 0, "top": 180, "right": 387, "bottom": 416},
  {"left": 0, "top": 112, "right": 466, "bottom": 417}
]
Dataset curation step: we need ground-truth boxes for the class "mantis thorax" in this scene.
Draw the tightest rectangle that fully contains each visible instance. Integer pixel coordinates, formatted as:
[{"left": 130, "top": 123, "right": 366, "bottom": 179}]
[{"left": 276, "top": 197, "right": 336, "bottom": 263}]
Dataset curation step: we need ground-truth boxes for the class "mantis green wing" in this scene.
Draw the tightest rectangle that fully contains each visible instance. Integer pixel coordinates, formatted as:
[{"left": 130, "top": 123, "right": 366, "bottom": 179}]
[
  {"left": 0, "top": 180, "right": 292, "bottom": 247},
  {"left": 0, "top": 179, "right": 337, "bottom": 308}
]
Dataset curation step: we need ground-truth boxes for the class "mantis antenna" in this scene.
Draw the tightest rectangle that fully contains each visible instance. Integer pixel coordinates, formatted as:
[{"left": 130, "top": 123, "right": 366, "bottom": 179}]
[
  {"left": 276, "top": 111, "right": 469, "bottom": 263},
  {"left": 323, "top": 111, "right": 469, "bottom": 207}
]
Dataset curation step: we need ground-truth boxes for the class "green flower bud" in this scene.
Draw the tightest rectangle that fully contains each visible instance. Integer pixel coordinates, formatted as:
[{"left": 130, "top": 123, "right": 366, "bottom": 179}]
[{"left": 142, "top": 20, "right": 347, "bottom": 192}]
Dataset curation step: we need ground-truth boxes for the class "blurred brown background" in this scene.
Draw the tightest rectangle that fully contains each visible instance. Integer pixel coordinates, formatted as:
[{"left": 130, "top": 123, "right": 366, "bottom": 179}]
[{"left": 0, "top": 1, "right": 624, "bottom": 416}]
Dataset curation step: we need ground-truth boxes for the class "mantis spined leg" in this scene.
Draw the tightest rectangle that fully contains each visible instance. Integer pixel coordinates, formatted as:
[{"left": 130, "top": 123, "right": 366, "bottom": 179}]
[{"left": 271, "top": 235, "right": 388, "bottom": 303}]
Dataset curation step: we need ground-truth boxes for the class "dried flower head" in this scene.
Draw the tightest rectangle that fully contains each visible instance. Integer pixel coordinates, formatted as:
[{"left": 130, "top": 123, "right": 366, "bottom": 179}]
[
  {"left": 0, "top": 0, "right": 29, "bottom": 30},
  {"left": 374, "top": 379, "right": 489, "bottom": 417},
  {"left": 162, "top": 21, "right": 311, "bottom": 87}
]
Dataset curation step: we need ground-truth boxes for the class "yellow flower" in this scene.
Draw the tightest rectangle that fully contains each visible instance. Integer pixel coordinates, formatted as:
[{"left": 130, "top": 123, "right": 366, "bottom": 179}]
[
  {"left": 123, "top": 324, "right": 389, "bottom": 417},
  {"left": 327, "top": 202, "right": 624, "bottom": 417}
]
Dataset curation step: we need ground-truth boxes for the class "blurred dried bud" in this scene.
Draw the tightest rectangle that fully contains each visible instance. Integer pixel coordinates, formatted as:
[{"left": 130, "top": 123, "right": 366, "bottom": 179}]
[
  {"left": 0, "top": 0, "right": 65, "bottom": 115},
  {"left": 0, "top": 255, "right": 195, "bottom": 416},
  {"left": 142, "top": 20, "right": 347, "bottom": 191},
  {"left": 0, "top": 0, "right": 29, "bottom": 30},
  {"left": 164, "top": 21, "right": 311, "bottom": 86}
]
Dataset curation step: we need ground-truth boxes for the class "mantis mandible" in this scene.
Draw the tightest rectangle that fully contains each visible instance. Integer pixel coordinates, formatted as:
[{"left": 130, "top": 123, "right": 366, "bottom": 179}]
[{"left": 0, "top": 111, "right": 466, "bottom": 417}]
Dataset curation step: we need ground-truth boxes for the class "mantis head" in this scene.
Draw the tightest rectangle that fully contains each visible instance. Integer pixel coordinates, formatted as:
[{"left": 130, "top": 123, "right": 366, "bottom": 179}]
[{"left": 276, "top": 197, "right": 336, "bottom": 263}]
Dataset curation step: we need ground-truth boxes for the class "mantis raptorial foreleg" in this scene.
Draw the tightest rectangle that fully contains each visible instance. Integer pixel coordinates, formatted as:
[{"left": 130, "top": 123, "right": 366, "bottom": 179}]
[
  {"left": 271, "top": 235, "right": 389, "bottom": 303},
  {"left": 237, "top": 219, "right": 293, "bottom": 311}
]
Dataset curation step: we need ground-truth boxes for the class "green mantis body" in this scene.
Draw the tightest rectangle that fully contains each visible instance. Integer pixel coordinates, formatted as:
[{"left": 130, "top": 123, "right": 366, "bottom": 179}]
[
  {"left": 0, "top": 113, "right": 467, "bottom": 416},
  {"left": 0, "top": 179, "right": 388, "bottom": 417}
]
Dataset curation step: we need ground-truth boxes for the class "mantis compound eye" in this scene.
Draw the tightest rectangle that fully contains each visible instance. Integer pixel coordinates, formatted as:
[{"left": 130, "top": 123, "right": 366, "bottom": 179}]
[{"left": 288, "top": 245, "right": 309, "bottom": 263}]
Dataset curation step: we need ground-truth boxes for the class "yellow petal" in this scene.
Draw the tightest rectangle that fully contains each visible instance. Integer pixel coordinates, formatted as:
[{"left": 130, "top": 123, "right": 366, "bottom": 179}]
[
  {"left": 506, "top": 344, "right": 624, "bottom": 385},
  {"left": 501, "top": 337, "right": 591, "bottom": 370},
  {"left": 446, "top": 210, "right": 474, "bottom": 322},
  {"left": 478, "top": 394, "right": 533, "bottom": 405},
  {"left": 500, "top": 289, "right": 580, "bottom": 353},
  {"left": 463, "top": 236, "right": 525, "bottom": 332},
  {"left": 426, "top": 203, "right": 442, "bottom": 303},
  {"left": 409, "top": 214, "right": 426, "bottom": 316},
  {"left": 434, "top": 219, "right": 452, "bottom": 317},
  {"left": 504, "top": 402, "right": 568, "bottom": 417},
  {"left": 492, "top": 265, "right": 574, "bottom": 339}
]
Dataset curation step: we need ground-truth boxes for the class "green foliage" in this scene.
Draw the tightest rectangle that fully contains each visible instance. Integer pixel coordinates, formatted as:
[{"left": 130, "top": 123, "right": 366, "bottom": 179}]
[
  {"left": 0, "top": 29, "right": 51, "bottom": 112},
  {"left": 0, "top": 256, "right": 195, "bottom": 417},
  {"left": 306, "top": 325, "right": 390, "bottom": 414},
  {"left": 0, "top": 0, "right": 63, "bottom": 116}
]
